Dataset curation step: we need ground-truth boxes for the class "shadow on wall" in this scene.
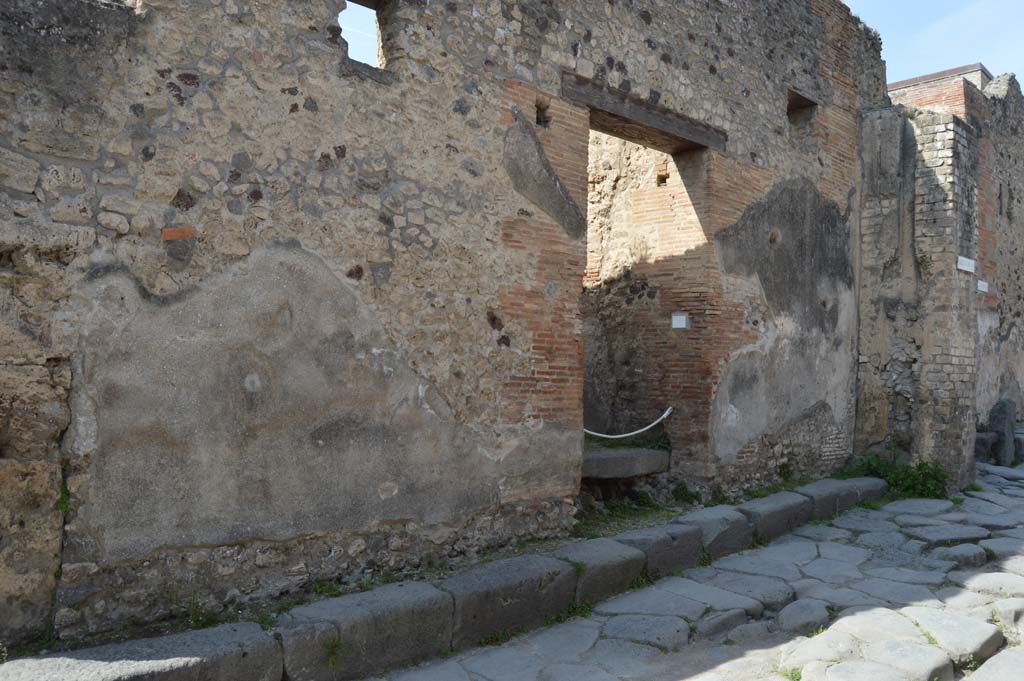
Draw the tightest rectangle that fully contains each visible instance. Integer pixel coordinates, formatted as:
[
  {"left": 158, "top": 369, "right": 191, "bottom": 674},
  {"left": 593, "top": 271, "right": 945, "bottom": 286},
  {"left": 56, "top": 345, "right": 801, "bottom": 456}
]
[{"left": 583, "top": 146, "right": 858, "bottom": 485}]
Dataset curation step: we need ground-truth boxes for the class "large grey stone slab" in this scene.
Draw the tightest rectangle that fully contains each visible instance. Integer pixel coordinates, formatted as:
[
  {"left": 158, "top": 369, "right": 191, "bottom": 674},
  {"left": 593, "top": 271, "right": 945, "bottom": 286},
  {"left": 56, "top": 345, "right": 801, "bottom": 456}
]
[
  {"left": 863, "top": 567, "right": 946, "bottom": 586},
  {"left": 992, "top": 598, "right": 1024, "bottom": 637},
  {"left": 978, "top": 462, "right": 1024, "bottom": 481},
  {"left": 902, "top": 523, "right": 989, "bottom": 548},
  {"left": 513, "top": 619, "right": 601, "bottom": 664},
  {"left": 714, "top": 553, "right": 803, "bottom": 581},
  {"left": 980, "top": 536, "right": 1024, "bottom": 558},
  {"left": 0, "top": 623, "right": 281, "bottom": 681},
  {"left": 831, "top": 606, "right": 926, "bottom": 644},
  {"left": 817, "top": 542, "right": 872, "bottom": 564},
  {"left": 391, "top": 660, "right": 472, "bottom": 681},
  {"left": 581, "top": 447, "right": 669, "bottom": 479},
  {"left": 537, "top": 663, "right": 618, "bottom": 681},
  {"left": 706, "top": 571, "right": 795, "bottom": 610},
  {"left": 900, "top": 606, "right": 1004, "bottom": 664},
  {"left": 833, "top": 509, "right": 899, "bottom": 533},
  {"left": 849, "top": 579, "right": 940, "bottom": 607},
  {"left": 671, "top": 506, "right": 753, "bottom": 558},
  {"left": 988, "top": 398, "right": 1016, "bottom": 467},
  {"left": 593, "top": 586, "right": 706, "bottom": 621},
  {"left": 861, "top": 640, "right": 953, "bottom": 681},
  {"left": 802, "top": 558, "right": 864, "bottom": 584},
  {"left": 440, "top": 555, "right": 575, "bottom": 649},
  {"left": 793, "top": 579, "right": 886, "bottom": 608},
  {"left": 794, "top": 524, "right": 854, "bottom": 542},
  {"left": 881, "top": 499, "right": 954, "bottom": 515},
  {"left": 793, "top": 479, "right": 860, "bottom": 520},
  {"left": 968, "top": 648, "right": 1024, "bottom": 681},
  {"left": 777, "top": 598, "right": 830, "bottom": 633},
  {"left": 845, "top": 477, "right": 888, "bottom": 501},
  {"left": 929, "top": 542, "right": 987, "bottom": 567},
  {"left": 614, "top": 524, "right": 702, "bottom": 577},
  {"left": 736, "top": 491, "right": 812, "bottom": 540},
  {"left": 958, "top": 512, "right": 1021, "bottom": 530},
  {"left": 460, "top": 646, "right": 544, "bottom": 681},
  {"left": 657, "top": 577, "right": 763, "bottom": 616},
  {"left": 823, "top": 660, "right": 910, "bottom": 681},
  {"left": 281, "top": 581, "right": 453, "bottom": 680},
  {"left": 779, "top": 629, "right": 861, "bottom": 669},
  {"left": 601, "top": 614, "right": 689, "bottom": 650},
  {"left": 693, "top": 608, "right": 747, "bottom": 639},
  {"left": 960, "top": 496, "right": 1012, "bottom": 515},
  {"left": 550, "top": 538, "right": 645, "bottom": 604},
  {"left": 948, "top": 570, "right": 1024, "bottom": 597}
]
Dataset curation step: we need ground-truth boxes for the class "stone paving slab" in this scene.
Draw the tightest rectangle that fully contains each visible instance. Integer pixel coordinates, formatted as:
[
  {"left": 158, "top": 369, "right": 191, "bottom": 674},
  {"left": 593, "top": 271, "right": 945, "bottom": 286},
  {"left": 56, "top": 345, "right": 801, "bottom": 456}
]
[
  {"left": 20, "top": 466, "right": 1024, "bottom": 681},
  {"left": 0, "top": 623, "right": 281, "bottom": 681}
]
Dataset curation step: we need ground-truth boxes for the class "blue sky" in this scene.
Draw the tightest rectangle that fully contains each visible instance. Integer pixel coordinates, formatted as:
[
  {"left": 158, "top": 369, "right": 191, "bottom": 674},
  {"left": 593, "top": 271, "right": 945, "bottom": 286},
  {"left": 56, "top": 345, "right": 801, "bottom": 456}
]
[
  {"left": 845, "top": 0, "right": 1022, "bottom": 83},
  {"left": 338, "top": 2, "right": 1021, "bottom": 84},
  {"left": 338, "top": 4, "right": 379, "bottom": 66}
]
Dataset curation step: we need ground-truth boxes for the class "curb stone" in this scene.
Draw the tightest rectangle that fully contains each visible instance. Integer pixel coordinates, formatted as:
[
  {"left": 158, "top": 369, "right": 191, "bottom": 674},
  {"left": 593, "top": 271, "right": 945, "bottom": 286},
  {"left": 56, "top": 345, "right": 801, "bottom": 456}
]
[{"left": 0, "top": 476, "right": 889, "bottom": 680}]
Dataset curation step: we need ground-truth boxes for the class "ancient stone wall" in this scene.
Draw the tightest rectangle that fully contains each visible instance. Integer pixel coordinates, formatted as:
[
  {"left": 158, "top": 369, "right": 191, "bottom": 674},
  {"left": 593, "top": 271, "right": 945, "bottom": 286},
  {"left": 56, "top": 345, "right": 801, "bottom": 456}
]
[
  {"left": 856, "top": 103, "right": 979, "bottom": 488},
  {"left": 0, "top": 0, "right": 890, "bottom": 645},
  {"left": 971, "top": 76, "right": 1024, "bottom": 421},
  {"left": 581, "top": 2, "right": 885, "bottom": 494}
]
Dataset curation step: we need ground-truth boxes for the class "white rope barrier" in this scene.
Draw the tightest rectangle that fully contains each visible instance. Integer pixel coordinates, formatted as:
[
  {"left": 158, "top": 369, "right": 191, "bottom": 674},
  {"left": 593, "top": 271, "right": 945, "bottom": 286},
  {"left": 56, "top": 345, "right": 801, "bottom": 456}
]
[{"left": 583, "top": 406, "right": 673, "bottom": 439}]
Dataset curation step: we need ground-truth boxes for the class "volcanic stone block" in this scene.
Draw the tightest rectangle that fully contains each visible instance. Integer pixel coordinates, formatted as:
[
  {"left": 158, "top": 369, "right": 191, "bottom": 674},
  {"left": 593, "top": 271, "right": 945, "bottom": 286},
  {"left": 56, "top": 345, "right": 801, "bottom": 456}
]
[
  {"left": 793, "top": 479, "right": 860, "bottom": 520},
  {"left": 551, "top": 538, "right": 646, "bottom": 604},
  {"left": 279, "top": 581, "right": 453, "bottom": 680},
  {"left": 581, "top": 448, "right": 670, "bottom": 478},
  {"left": 0, "top": 622, "right": 281, "bottom": 681},
  {"left": 671, "top": 506, "right": 753, "bottom": 558},
  {"left": 614, "top": 524, "right": 703, "bottom": 576},
  {"left": 736, "top": 491, "right": 812, "bottom": 541},
  {"left": 989, "top": 399, "right": 1017, "bottom": 467},
  {"left": 844, "top": 476, "right": 888, "bottom": 502},
  {"left": 439, "top": 555, "right": 576, "bottom": 649},
  {"left": 976, "top": 431, "right": 1000, "bottom": 463}
]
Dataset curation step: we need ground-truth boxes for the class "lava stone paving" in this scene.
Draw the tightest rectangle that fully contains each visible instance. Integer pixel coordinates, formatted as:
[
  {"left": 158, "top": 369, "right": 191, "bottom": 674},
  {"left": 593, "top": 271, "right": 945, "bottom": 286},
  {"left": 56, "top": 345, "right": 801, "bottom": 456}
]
[{"left": 378, "top": 462, "right": 1024, "bottom": 681}]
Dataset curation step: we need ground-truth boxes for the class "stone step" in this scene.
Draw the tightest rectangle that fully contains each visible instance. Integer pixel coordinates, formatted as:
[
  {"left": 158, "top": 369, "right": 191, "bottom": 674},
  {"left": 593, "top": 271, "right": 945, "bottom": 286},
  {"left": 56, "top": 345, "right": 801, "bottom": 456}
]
[{"left": 581, "top": 447, "right": 670, "bottom": 479}]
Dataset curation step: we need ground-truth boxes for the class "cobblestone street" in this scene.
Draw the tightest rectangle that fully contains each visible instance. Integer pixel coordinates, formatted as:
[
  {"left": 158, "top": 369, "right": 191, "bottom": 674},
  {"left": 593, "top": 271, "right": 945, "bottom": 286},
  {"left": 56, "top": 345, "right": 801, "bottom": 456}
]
[{"left": 386, "top": 463, "right": 1024, "bottom": 681}]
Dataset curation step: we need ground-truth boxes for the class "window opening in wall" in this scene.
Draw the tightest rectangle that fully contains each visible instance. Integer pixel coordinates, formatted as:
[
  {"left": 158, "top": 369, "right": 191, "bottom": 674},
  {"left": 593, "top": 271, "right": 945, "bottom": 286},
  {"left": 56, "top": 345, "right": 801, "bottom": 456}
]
[
  {"left": 535, "top": 99, "right": 552, "bottom": 128},
  {"left": 338, "top": 2, "right": 382, "bottom": 68},
  {"left": 786, "top": 88, "right": 817, "bottom": 129},
  {"left": 656, "top": 171, "right": 669, "bottom": 186}
]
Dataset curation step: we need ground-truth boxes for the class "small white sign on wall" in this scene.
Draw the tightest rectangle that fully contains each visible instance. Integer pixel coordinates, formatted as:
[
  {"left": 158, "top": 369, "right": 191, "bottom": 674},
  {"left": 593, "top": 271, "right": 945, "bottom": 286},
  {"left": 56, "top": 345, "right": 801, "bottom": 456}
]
[
  {"left": 671, "top": 312, "right": 690, "bottom": 329},
  {"left": 957, "top": 256, "right": 976, "bottom": 273},
  {"left": 978, "top": 280, "right": 990, "bottom": 293}
]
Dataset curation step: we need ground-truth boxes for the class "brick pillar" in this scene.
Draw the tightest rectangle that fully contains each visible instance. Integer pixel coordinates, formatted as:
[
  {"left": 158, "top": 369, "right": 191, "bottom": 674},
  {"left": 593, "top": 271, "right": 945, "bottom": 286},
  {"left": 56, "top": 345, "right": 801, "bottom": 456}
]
[{"left": 910, "top": 112, "right": 978, "bottom": 487}]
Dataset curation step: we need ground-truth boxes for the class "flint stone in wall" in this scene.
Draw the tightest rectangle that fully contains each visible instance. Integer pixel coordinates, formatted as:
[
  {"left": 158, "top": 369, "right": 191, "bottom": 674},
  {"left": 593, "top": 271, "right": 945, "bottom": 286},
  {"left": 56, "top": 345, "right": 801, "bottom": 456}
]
[
  {"left": 989, "top": 399, "right": 1017, "bottom": 466},
  {"left": 0, "top": 622, "right": 281, "bottom": 681},
  {"left": 278, "top": 581, "right": 453, "bottom": 680},
  {"left": 439, "top": 555, "right": 576, "bottom": 649}
]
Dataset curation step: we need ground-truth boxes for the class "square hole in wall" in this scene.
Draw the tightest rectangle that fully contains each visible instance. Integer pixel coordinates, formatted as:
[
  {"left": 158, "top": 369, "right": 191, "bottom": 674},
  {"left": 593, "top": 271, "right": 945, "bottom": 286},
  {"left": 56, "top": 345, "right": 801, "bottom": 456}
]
[
  {"left": 786, "top": 88, "right": 817, "bottom": 129},
  {"left": 535, "top": 98, "right": 552, "bottom": 128},
  {"left": 338, "top": 1, "right": 383, "bottom": 68}
]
